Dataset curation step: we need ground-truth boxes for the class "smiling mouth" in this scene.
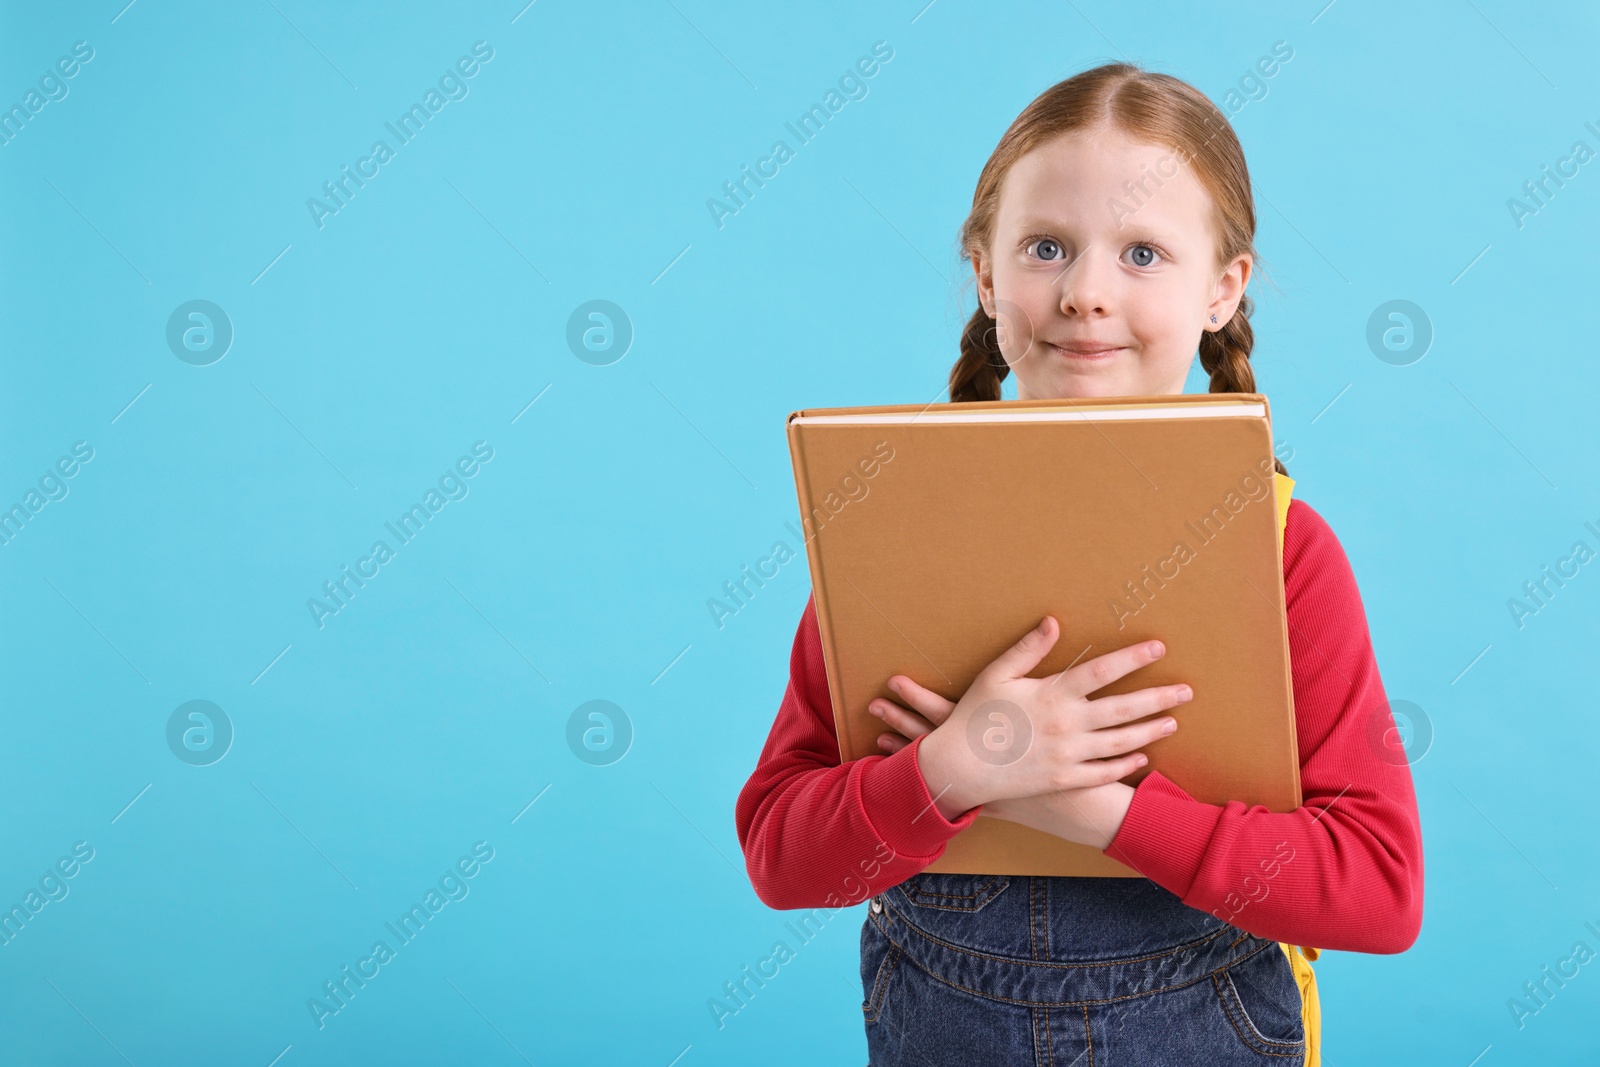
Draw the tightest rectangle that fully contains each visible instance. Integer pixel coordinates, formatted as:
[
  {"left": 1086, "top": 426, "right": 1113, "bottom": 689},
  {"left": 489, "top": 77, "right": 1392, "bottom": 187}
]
[{"left": 1044, "top": 342, "right": 1123, "bottom": 360}]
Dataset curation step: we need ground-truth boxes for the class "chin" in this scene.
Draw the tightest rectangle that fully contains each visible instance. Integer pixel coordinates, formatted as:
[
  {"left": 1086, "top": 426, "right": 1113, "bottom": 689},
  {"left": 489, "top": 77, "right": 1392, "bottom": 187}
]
[{"left": 1024, "top": 373, "right": 1128, "bottom": 401}]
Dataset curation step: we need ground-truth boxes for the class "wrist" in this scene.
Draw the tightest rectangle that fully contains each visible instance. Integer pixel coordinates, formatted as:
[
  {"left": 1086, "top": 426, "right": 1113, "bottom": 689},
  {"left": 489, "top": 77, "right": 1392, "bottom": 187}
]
[
  {"left": 1088, "top": 782, "right": 1138, "bottom": 849},
  {"left": 915, "top": 732, "right": 981, "bottom": 822},
  {"left": 1021, "top": 783, "right": 1137, "bottom": 849}
]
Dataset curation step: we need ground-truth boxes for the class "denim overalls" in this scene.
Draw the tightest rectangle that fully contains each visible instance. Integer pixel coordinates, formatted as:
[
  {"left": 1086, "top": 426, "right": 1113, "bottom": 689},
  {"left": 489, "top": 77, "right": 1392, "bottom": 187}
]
[{"left": 861, "top": 872, "right": 1309, "bottom": 1065}]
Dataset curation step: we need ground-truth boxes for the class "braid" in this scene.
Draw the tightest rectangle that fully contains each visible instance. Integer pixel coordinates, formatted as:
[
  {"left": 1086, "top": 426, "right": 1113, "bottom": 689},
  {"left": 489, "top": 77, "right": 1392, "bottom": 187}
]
[
  {"left": 949, "top": 305, "right": 1011, "bottom": 403},
  {"left": 1198, "top": 293, "right": 1288, "bottom": 476}
]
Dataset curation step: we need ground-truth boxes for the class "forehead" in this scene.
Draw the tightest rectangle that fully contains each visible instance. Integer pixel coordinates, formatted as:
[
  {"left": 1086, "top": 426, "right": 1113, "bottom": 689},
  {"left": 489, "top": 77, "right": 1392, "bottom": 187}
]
[{"left": 997, "top": 127, "right": 1216, "bottom": 242}]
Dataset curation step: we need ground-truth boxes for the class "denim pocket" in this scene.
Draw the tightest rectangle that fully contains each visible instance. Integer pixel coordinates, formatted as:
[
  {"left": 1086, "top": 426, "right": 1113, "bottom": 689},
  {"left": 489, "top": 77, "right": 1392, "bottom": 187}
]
[
  {"left": 1211, "top": 942, "right": 1306, "bottom": 1057},
  {"left": 898, "top": 872, "right": 1012, "bottom": 913}
]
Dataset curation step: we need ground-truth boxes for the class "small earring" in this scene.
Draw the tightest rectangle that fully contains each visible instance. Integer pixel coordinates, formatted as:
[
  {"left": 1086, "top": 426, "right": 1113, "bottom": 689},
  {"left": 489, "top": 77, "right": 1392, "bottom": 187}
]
[{"left": 1210, "top": 315, "right": 1218, "bottom": 323}]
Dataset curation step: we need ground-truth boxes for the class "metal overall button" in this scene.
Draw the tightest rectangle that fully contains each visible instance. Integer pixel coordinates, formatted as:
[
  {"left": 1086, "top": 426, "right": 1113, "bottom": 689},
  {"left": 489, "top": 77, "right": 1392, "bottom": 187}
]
[{"left": 870, "top": 895, "right": 883, "bottom": 914}]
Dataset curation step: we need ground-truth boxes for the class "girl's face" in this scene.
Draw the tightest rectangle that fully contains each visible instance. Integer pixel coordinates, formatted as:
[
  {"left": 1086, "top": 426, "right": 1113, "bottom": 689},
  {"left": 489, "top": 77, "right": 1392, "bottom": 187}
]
[{"left": 972, "top": 124, "right": 1252, "bottom": 400}]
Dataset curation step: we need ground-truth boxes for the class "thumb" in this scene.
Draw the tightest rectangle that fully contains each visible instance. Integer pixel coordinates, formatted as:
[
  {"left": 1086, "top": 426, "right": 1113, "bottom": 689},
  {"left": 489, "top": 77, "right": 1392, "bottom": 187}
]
[{"left": 982, "top": 615, "right": 1059, "bottom": 682}]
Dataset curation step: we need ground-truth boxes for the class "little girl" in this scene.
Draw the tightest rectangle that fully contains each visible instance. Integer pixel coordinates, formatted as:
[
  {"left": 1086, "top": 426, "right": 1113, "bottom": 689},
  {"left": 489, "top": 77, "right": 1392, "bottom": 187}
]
[{"left": 736, "top": 62, "right": 1423, "bottom": 1066}]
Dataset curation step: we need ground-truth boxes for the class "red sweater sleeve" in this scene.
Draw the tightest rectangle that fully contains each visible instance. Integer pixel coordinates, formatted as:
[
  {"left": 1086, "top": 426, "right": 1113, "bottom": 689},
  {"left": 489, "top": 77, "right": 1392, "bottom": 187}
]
[
  {"left": 734, "top": 592, "right": 984, "bottom": 911},
  {"left": 1104, "top": 498, "right": 1424, "bottom": 954}
]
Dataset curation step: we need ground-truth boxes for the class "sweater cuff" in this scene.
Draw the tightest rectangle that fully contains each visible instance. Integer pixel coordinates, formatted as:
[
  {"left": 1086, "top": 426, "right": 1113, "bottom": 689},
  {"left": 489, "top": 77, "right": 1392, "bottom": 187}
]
[
  {"left": 858, "top": 733, "right": 983, "bottom": 860},
  {"left": 1102, "top": 769, "right": 1223, "bottom": 899}
]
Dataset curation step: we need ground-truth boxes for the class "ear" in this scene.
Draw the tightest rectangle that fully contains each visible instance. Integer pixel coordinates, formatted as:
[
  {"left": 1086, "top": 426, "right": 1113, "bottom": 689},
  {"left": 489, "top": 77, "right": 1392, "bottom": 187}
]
[
  {"left": 972, "top": 248, "right": 995, "bottom": 318},
  {"left": 1206, "top": 253, "right": 1253, "bottom": 330}
]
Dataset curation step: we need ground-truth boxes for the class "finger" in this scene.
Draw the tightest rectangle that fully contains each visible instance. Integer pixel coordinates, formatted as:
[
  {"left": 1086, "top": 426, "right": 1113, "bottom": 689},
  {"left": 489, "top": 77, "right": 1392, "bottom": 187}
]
[
  {"left": 1083, "top": 683, "right": 1193, "bottom": 730},
  {"left": 1076, "top": 751, "right": 1149, "bottom": 787},
  {"left": 876, "top": 731, "right": 912, "bottom": 755},
  {"left": 884, "top": 675, "right": 957, "bottom": 727},
  {"left": 1084, "top": 713, "right": 1178, "bottom": 760},
  {"left": 981, "top": 615, "right": 1060, "bottom": 683},
  {"left": 1050, "top": 636, "right": 1166, "bottom": 699},
  {"left": 869, "top": 698, "right": 936, "bottom": 740}
]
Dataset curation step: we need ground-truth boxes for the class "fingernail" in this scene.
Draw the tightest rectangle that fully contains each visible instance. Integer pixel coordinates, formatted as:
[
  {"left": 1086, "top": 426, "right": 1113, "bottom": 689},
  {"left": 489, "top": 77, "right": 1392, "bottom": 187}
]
[
  {"left": 1178, "top": 686, "right": 1193, "bottom": 701},
  {"left": 1038, "top": 617, "right": 1051, "bottom": 633},
  {"left": 1136, "top": 755, "right": 1149, "bottom": 767},
  {"left": 870, "top": 704, "right": 884, "bottom": 716},
  {"left": 1150, "top": 641, "right": 1165, "bottom": 657},
  {"left": 1161, "top": 719, "right": 1177, "bottom": 735}
]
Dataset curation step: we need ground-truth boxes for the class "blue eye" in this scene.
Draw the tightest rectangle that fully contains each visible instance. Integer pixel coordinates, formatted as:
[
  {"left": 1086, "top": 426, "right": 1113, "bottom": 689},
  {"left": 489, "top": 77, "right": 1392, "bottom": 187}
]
[
  {"left": 1127, "top": 244, "right": 1161, "bottom": 267},
  {"left": 1028, "top": 237, "right": 1064, "bottom": 261},
  {"left": 1027, "top": 237, "right": 1162, "bottom": 267}
]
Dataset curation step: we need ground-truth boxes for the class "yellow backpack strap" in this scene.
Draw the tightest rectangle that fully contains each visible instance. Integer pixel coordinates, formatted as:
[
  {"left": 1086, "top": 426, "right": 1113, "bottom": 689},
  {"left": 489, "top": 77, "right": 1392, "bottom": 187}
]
[
  {"left": 1272, "top": 474, "right": 1318, "bottom": 1062},
  {"left": 1278, "top": 943, "right": 1321, "bottom": 1065},
  {"left": 1273, "top": 471, "right": 1295, "bottom": 555}
]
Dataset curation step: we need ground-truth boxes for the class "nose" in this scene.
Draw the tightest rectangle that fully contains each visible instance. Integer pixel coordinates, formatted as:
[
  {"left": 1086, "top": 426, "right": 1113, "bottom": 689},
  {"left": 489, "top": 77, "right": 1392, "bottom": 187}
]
[{"left": 1054, "top": 243, "right": 1113, "bottom": 318}]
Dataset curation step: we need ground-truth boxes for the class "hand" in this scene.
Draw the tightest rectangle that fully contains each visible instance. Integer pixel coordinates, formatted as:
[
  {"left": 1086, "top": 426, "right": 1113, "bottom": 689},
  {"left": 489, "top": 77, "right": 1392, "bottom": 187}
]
[
  {"left": 875, "top": 616, "right": 1192, "bottom": 821},
  {"left": 876, "top": 694, "right": 1140, "bottom": 849}
]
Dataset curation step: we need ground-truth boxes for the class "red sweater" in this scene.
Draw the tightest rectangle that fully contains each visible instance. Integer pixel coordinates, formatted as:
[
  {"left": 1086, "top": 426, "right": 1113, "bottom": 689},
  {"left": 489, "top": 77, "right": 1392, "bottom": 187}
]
[{"left": 735, "top": 497, "right": 1424, "bottom": 955}]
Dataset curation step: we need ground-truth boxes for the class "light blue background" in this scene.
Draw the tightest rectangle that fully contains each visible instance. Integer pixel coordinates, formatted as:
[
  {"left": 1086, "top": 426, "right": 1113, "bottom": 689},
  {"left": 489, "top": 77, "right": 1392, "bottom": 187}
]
[{"left": 2, "top": 0, "right": 1597, "bottom": 1063}]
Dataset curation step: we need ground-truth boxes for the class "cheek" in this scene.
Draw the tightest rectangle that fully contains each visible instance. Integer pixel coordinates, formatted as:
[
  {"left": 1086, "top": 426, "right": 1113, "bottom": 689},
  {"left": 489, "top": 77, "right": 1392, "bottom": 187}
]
[
  {"left": 1128, "top": 282, "right": 1201, "bottom": 343},
  {"left": 1124, "top": 311, "right": 1201, "bottom": 380},
  {"left": 989, "top": 264, "right": 1053, "bottom": 352}
]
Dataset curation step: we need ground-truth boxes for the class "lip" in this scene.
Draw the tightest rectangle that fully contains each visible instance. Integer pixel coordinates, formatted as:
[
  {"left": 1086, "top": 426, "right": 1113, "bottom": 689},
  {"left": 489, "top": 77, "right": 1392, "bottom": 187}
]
[{"left": 1045, "top": 341, "right": 1124, "bottom": 360}]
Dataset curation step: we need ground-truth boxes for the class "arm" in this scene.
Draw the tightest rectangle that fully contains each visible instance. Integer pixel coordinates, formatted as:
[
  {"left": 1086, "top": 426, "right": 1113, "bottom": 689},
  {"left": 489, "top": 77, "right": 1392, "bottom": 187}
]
[
  {"left": 734, "top": 593, "right": 983, "bottom": 910},
  {"left": 1100, "top": 498, "right": 1424, "bottom": 954}
]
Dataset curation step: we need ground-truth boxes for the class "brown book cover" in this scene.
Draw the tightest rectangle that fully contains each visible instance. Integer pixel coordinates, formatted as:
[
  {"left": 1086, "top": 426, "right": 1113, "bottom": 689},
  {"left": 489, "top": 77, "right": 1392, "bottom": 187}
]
[{"left": 785, "top": 392, "right": 1300, "bottom": 877}]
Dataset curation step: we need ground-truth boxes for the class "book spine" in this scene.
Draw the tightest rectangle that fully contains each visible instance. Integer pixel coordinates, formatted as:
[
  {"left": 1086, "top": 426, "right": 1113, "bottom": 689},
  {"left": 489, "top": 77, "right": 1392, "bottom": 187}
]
[{"left": 787, "top": 420, "right": 855, "bottom": 763}]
